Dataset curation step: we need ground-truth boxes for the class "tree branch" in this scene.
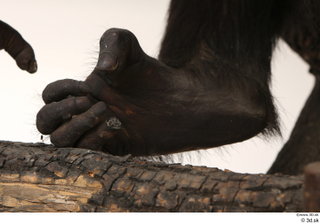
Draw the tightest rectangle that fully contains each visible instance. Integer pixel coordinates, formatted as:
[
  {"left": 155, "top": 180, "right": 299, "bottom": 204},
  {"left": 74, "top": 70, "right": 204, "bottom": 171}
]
[{"left": 0, "top": 141, "right": 304, "bottom": 212}]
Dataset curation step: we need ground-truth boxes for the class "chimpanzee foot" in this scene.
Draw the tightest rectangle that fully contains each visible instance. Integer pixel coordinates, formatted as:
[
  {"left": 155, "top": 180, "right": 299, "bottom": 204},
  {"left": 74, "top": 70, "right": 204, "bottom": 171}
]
[
  {"left": 0, "top": 20, "right": 37, "bottom": 73},
  {"left": 37, "top": 28, "right": 267, "bottom": 156}
]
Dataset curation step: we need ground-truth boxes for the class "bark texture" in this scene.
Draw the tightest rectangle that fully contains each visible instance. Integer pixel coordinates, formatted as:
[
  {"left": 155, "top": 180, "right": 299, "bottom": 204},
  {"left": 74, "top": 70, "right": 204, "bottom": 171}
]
[{"left": 0, "top": 141, "right": 304, "bottom": 212}]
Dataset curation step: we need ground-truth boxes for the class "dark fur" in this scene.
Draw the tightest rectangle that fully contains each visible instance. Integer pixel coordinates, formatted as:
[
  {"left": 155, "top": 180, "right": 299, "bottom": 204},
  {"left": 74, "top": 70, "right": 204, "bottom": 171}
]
[
  {"left": 158, "top": 0, "right": 319, "bottom": 139},
  {"left": 35, "top": 0, "right": 320, "bottom": 170}
]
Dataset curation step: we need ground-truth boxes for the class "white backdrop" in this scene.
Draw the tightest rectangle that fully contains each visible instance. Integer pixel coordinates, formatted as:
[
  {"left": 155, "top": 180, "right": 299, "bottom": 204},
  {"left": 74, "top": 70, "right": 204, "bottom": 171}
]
[{"left": 0, "top": 0, "right": 314, "bottom": 174}]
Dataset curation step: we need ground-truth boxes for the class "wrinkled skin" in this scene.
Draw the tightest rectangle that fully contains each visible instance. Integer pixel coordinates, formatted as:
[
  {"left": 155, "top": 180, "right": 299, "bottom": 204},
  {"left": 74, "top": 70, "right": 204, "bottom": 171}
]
[
  {"left": 31, "top": 0, "right": 320, "bottom": 175},
  {"left": 37, "top": 28, "right": 266, "bottom": 157},
  {"left": 0, "top": 20, "right": 37, "bottom": 73}
]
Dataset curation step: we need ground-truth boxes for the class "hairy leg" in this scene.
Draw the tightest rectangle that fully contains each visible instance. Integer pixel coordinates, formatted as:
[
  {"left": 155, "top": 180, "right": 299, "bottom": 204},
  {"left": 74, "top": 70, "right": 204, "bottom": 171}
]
[
  {"left": 37, "top": 1, "right": 287, "bottom": 157},
  {"left": 268, "top": 1, "right": 320, "bottom": 175}
]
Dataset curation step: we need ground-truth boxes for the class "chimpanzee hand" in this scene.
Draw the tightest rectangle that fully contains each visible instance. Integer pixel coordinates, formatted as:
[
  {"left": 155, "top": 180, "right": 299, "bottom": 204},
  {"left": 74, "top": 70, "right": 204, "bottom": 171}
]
[
  {"left": 0, "top": 20, "right": 37, "bottom": 73},
  {"left": 37, "top": 28, "right": 264, "bottom": 157}
]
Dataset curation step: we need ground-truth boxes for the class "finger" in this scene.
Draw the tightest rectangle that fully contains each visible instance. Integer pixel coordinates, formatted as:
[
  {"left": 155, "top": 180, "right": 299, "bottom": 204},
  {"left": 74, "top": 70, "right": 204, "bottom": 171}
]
[
  {"left": 0, "top": 20, "right": 37, "bottom": 73},
  {"left": 36, "top": 96, "right": 92, "bottom": 134},
  {"left": 42, "top": 79, "right": 92, "bottom": 104},
  {"left": 15, "top": 47, "right": 37, "bottom": 73},
  {"left": 95, "top": 28, "right": 145, "bottom": 85},
  {"left": 75, "top": 117, "right": 121, "bottom": 151},
  {"left": 50, "top": 102, "right": 108, "bottom": 147}
]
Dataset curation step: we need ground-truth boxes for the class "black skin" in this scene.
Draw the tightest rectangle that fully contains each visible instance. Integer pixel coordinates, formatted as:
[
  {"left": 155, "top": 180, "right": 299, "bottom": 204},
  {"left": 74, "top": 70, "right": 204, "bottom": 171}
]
[
  {"left": 37, "top": 28, "right": 267, "bottom": 157},
  {"left": 0, "top": 20, "right": 37, "bottom": 73},
  {"left": 36, "top": 0, "right": 320, "bottom": 173}
]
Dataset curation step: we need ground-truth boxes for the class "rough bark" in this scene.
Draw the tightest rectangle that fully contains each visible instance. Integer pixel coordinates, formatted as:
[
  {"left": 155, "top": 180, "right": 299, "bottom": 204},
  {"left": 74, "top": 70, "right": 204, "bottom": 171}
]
[
  {"left": 0, "top": 141, "right": 304, "bottom": 212},
  {"left": 304, "top": 162, "right": 320, "bottom": 211}
]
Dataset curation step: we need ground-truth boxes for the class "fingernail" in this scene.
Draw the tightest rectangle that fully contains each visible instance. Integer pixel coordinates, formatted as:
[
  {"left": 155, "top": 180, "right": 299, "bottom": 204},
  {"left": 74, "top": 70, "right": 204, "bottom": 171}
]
[
  {"left": 74, "top": 97, "right": 91, "bottom": 112},
  {"left": 97, "top": 52, "right": 118, "bottom": 71},
  {"left": 92, "top": 102, "right": 108, "bottom": 117},
  {"left": 28, "top": 60, "right": 37, "bottom": 74}
]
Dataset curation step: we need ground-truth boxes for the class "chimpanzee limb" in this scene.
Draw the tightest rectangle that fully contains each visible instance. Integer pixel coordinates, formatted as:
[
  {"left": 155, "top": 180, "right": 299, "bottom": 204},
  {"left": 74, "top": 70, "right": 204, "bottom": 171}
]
[
  {"left": 0, "top": 20, "right": 37, "bottom": 73},
  {"left": 269, "top": 2, "right": 320, "bottom": 175}
]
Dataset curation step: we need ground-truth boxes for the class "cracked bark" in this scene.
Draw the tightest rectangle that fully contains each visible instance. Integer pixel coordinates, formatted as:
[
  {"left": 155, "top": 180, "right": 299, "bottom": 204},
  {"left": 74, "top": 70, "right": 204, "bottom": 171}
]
[{"left": 0, "top": 141, "right": 305, "bottom": 212}]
